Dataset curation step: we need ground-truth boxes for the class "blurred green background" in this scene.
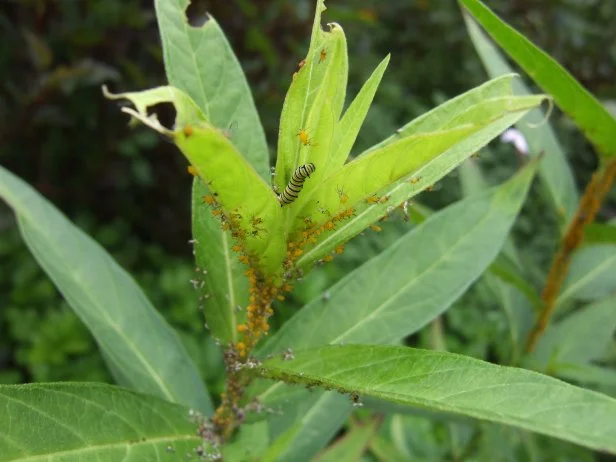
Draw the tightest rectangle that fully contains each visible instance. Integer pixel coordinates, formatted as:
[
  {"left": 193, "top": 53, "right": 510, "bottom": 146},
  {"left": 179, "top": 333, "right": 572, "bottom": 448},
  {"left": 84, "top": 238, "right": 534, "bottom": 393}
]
[{"left": 0, "top": 0, "right": 615, "bottom": 399}]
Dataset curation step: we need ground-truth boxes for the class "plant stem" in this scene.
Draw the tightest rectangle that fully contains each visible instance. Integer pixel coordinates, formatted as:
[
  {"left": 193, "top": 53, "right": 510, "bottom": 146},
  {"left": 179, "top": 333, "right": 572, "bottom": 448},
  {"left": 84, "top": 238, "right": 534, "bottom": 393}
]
[{"left": 525, "top": 159, "right": 616, "bottom": 353}]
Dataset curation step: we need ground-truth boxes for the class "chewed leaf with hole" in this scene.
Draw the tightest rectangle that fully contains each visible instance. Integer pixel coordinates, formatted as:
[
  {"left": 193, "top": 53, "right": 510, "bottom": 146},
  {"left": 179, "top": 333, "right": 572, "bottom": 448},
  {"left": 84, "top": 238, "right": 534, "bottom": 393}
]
[
  {"left": 103, "top": 85, "right": 285, "bottom": 276},
  {"left": 102, "top": 85, "right": 207, "bottom": 131}
]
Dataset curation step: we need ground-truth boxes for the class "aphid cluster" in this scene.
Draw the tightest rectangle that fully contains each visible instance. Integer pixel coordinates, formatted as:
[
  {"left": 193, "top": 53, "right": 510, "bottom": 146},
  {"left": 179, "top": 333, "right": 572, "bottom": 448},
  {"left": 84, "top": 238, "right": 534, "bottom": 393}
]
[{"left": 285, "top": 206, "right": 356, "bottom": 269}]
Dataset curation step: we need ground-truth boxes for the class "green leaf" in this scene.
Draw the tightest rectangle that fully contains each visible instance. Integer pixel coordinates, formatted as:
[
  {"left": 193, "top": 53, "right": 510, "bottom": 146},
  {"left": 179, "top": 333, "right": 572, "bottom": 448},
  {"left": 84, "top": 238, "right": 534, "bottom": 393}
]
[
  {"left": 532, "top": 297, "right": 616, "bottom": 371},
  {"left": 258, "top": 344, "right": 616, "bottom": 454},
  {"left": 261, "top": 390, "right": 351, "bottom": 462},
  {"left": 483, "top": 273, "right": 534, "bottom": 365},
  {"left": 192, "top": 180, "right": 248, "bottom": 343},
  {"left": 295, "top": 84, "right": 545, "bottom": 267},
  {"left": 583, "top": 223, "right": 616, "bottom": 245},
  {"left": 557, "top": 245, "right": 616, "bottom": 306},
  {"left": 314, "top": 418, "right": 380, "bottom": 462},
  {"left": 461, "top": 0, "right": 616, "bottom": 159},
  {"left": 260, "top": 160, "right": 537, "bottom": 355},
  {"left": 275, "top": 0, "right": 348, "bottom": 190},
  {"left": 154, "top": 0, "right": 270, "bottom": 339},
  {"left": 0, "top": 382, "right": 205, "bottom": 461},
  {"left": 463, "top": 13, "right": 579, "bottom": 225},
  {"left": 557, "top": 363, "right": 616, "bottom": 389},
  {"left": 222, "top": 422, "right": 269, "bottom": 461},
  {"left": 328, "top": 55, "right": 391, "bottom": 173},
  {"left": 251, "top": 161, "right": 536, "bottom": 451},
  {"left": 459, "top": 160, "right": 536, "bottom": 364},
  {"left": 489, "top": 257, "right": 542, "bottom": 313},
  {"left": 154, "top": 0, "right": 269, "bottom": 179},
  {"left": 0, "top": 166, "right": 212, "bottom": 414}
]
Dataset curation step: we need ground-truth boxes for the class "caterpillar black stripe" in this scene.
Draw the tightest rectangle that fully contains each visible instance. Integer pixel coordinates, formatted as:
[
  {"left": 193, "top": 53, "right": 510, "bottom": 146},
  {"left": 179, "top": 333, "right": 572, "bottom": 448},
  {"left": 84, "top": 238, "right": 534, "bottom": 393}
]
[{"left": 278, "top": 163, "right": 316, "bottom": 206}]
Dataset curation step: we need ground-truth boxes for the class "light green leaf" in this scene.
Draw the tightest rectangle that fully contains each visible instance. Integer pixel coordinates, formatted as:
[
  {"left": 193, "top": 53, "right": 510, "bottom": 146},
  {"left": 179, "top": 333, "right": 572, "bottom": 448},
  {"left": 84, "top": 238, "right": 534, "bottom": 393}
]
[
  {"left": 558, "top": 245, "right": 616, "bottom": 306},
  {"left": 328, "top": 55, "right": 391, "bottom": 173},
  {"left": 0, "top": 166, "right": 212, "bottom": 414},
  {"left": 0, "top": 382, "right": 205, "bottom": 462},
  {"left": 364, "top": 74, "right": 518, "bottom": 153},
  {"left": 154, "top": 0, "right": 269, "bottom": 179},
  {"left": 314, "top": 419, "right": 380, "bottom": 462},
  {"left": 261, "top": 160, "right": 537, "bottom": 355},
  {"left": 258, "top": 344, "right": 616, "bottom": 454},
  {"left": 463, "top": 13, "right": 579, "bottom": 225},
  {"left": 105, "top": 86, "right": 285, "bottom": 276},
  {"left": 103, "top": 85, "right": 206, "bottom": 128},
  {"left": 297, "top": 95, "right": 544, "bottom": 222},
  {"left": 176, "top": 124, "right": 285, "bottom": 275},
  {"left": 532, "top": 297, "right": 616, "bottom": 371},
  {"left": 295, "top": 87, "right": 545, "bottom": 267},
  {"left": 461, "top": 0, "right": 616, "bottom": 159},
  {"left": 275, "top": 1, "right": 348, "bottom": 190}
]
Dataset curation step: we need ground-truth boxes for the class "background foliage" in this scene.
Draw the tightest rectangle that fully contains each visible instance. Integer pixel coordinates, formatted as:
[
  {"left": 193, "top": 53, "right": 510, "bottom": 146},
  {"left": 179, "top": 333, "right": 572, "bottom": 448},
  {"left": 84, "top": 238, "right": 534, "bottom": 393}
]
[{"left": 1, "top": 1, "right": 615, "bottom": 456}]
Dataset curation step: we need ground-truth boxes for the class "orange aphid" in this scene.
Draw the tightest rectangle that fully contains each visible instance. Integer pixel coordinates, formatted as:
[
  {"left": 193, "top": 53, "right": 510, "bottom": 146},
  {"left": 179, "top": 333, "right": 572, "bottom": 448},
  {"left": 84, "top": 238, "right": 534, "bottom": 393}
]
[
  {"left": 203, "top": 194, "right": 216, "bottom": 205},
  {"left": 239, "top": 255, "right": 249, "bottom": 264},
  {"left": 211, "top": 209, "right": 223, "bottom": 216},
  {"left": 334, "top": 245, "right": 345, "bottom": 254},
  {"left": 366, "top": 195, "right": 379, "bottom": 204},
  {"left": 297, "top": 128, "right": 314, "bottom": 146},
  {"left": 187, "top": 166, "right": 198, "bottom": 176},
  {"left": 237, "top": 324, "right": 248, "bottom": 333},
  {"left": 337, "top": 186, "right": 349, "bottom": 204},
  {"left": 324, "top": 221, "right": 335, "bottom": 231},
  {"left": 322, "top": 255, "right": 334, "bottom": 262},
  {"left": 319, "top": 49, "right": 327, "bottom": 62},
  {"left": 370, "top": 224, "right": 382, "bottom": 232},
  {"left": 183, "top": 125, "right": 194, "bottom": 137},
  {"left": 276, "top": 295, "right": 285, "bottom": 301},
  {"left": 231, "top": 244, "right": 242, "bottom": 252}
]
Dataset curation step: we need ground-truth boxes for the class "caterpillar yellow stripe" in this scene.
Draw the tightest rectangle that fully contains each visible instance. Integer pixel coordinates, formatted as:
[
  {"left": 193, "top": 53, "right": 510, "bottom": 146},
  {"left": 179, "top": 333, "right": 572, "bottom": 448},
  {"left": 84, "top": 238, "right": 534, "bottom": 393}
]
[{"left": 278, "top": 163, "right": 316, "bottom": 206}]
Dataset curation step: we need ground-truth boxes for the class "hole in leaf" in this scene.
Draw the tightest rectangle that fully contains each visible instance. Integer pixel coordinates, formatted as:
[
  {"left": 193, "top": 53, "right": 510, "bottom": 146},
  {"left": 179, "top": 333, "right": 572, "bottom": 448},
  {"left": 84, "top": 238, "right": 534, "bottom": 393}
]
[
  {"left": 147, "top": 102, "right": 177, "bottom": 131},
  {"left": 185, "top": 0, "right": 210, "bottom": 28}
]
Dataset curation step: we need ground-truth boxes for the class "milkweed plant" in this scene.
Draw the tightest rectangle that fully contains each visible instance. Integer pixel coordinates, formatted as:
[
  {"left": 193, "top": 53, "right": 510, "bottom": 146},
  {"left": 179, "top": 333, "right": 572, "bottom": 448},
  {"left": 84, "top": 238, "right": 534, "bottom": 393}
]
[{"left": 1, "top": 0, "right": 616, "bottom": 460}]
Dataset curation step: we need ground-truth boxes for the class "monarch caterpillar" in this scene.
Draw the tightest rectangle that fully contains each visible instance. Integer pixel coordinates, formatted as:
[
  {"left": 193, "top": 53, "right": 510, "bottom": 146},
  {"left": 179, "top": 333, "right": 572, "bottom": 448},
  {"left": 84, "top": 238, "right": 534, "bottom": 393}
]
[{"left": 278, "top": 163, "right": 316, "bottom": 206}]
